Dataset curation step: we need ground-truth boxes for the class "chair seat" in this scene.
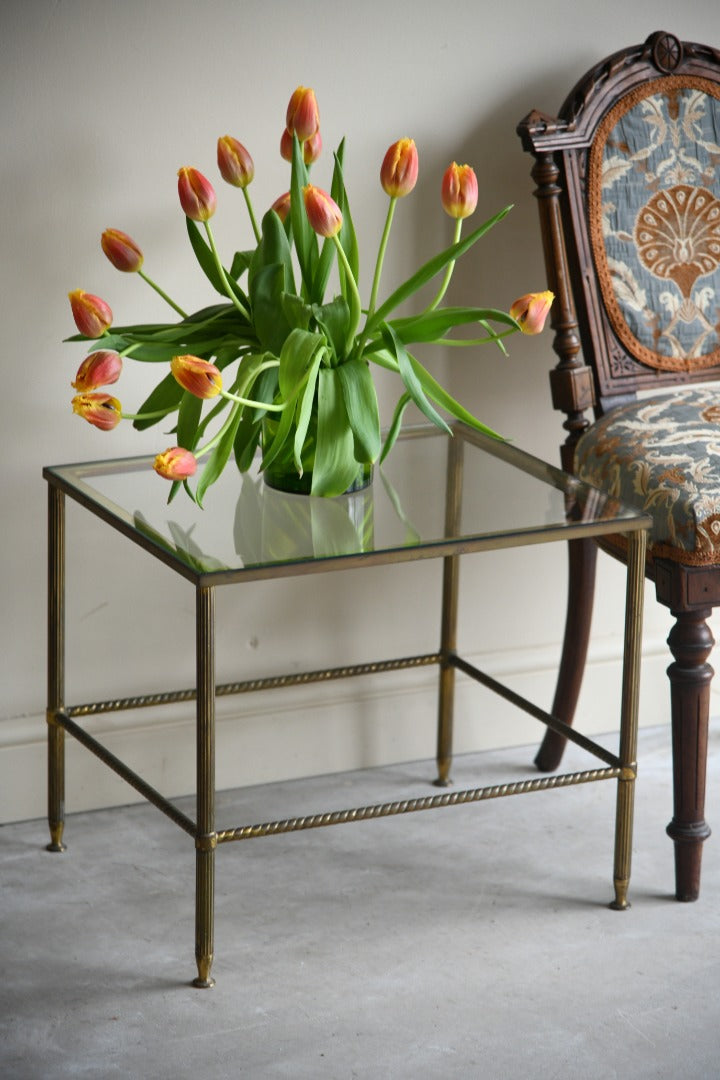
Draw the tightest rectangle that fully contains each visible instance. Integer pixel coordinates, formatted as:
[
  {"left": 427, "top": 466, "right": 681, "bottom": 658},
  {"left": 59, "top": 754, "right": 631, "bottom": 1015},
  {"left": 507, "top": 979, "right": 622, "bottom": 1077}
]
[{"left": 575, "top": 387, "right": 720, "bottom": 565}]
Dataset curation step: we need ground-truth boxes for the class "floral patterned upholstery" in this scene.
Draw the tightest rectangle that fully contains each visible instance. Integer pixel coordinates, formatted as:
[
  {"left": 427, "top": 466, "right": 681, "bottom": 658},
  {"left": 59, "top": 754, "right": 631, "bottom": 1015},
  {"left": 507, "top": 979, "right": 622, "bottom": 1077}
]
[
  {"left": 575, "top": 76, "right": 720, "bottom": 566},
  {"left": 588, "top": 78, "right": 720, "bottom": 372},
  {"left": 575, "top": 387, "right": 720, "bottom": 564}
]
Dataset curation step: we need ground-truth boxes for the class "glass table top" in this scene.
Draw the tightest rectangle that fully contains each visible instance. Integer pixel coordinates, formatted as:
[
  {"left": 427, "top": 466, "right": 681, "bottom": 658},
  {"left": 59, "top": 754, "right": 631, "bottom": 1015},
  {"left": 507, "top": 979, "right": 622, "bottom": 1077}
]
[{"left": 44, "top": 425, "right": 650, "bottom": 585}]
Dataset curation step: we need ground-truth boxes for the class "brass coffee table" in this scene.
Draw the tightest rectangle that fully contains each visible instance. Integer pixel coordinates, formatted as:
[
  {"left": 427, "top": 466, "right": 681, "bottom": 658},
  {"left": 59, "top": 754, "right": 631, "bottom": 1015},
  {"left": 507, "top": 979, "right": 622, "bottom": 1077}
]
[{"left": 44, "top": 424, "right": 649, "bottom": 987}]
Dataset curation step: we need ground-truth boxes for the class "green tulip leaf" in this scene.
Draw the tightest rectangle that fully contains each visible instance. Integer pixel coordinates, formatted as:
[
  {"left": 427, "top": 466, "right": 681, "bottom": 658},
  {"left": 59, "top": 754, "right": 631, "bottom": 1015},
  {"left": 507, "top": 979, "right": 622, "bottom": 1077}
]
[
  {"left": 311, "top": 367, "right": 358, "bottom": 497},
  {"left": 250, "top": 210, "right": 296, "bottom": 294},
  {"left": 382, "top": 324, "right": 450, "bottom": 435},
  {"left": 365, "top": 205, "right": 512, "bottom": 335},
  {"left": 251, "top": 263, "right": 293, "bottom": 354},
  {"left": 406, "top": 351, "right": 504, "bottom": 440},
  {"left": 336, "top": 358, "right": 381, "bottom": 463},
  {"left": 230, "top": 250, "right": 254, "bottom": 280},
  {"left": 281, "top": 292, "right": 313, "bottom": 332},
  {"left": 389, "top": 306, "right": 519, "bottom": 345},
  {"left": 120, "top": 342, "right": 182, "bottom": 363},
  {"left": 176, "top": 389, "right": 203, "bottom": 451},
  {"left": 196, "top": 405, "right": 244, "bottom": 507},
  {"left": 290, "top": 134, "right": 317, "bottom": 299},
  {"left": 294, "top": 352, "right": 323, "bottom": 474},
  {"left": 312, "top": 296, "right": 350, "bottom": 361},
  {"left": 132, "top": 372, "right": 184, "bottom": 431},
  {"left": 278, "top": 327, "right": 326, "bottom": 398},
  {"left": 233, "top": 410, "right": 264, "bottom": 472},
  {"left": 312, "top": 141, "right": 359, "bottom": 303},
  {"left": 260, "top": 330, "right": 324, "bottom": 471},
  {"left": 232, "top": 362, "right": 279, "bottom": 470},
  {"left": 332, "top": 142, "right": 359, "bottom": 287},
  {"left": 186, "top": 219, "right": 250, "bottom": 310},
  {"left": 379, "top": 392, "right": 411, "bottom": 464}
]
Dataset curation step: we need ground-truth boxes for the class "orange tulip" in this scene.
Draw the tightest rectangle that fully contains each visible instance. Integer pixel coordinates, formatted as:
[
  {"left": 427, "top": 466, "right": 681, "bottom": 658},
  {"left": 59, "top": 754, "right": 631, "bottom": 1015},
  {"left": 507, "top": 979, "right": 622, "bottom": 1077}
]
[
  {"left": 280, "top": 125, "right": 322, "bottom": 165},
  {"left": 170, "top": 354, "right": 222, "bottom": 398},
  {"left": 71, "top": 392, "right": 122, "bottom": 430},
  {"left": 72, "top": 350, "right": 122, "bottom": 392},
  {"left": 154, "top": 446, "right": 198, "bottom": 480},
  {"left": 441, "top": 163, "right": 478, "bottom": 220},
  {"left": 217, "top": 136, "right": 255, "bottom": 189},
  {"left": 380, "top": 138, "right": 418, "bottom": 198},
  {"left": 302, "top": 184, "right": 342, "bottom": 238},
  {"left": 101, "top": 228, "right": 144, "bottom": 272},
  {"left": 177, "top": 167, "right": 217, "bottom": 221},
  {"left": 509, "top": 291, "right": 555, "bottom": 334},
  {"left": 68, "top": 289, "right": 113, "bottom": 338},
  {"left": 285, "top": 86, "right": 319, "bottom": 142},
  {"left": 270, "top": 191, "right": 291, "bottom": 223}
]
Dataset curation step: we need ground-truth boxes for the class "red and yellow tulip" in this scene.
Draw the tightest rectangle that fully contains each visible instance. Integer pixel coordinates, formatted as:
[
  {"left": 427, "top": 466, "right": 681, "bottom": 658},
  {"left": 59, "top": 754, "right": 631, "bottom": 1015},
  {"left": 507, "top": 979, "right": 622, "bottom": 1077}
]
[
  {"left": 170, "top": 354, "right": 222, "bottom": 398},
  {"left": 177, "top": 167, "right": 217, "bottom": 222},
  {"left": 71, "top": 392, "right": 122, "bottom": 430},
  {"left": 101, "top": 229, "right": 144, "bottom": 272},
  {"left": 303, "top": 184, "right": 342, "bottom": 238},
  {"left": 154, "top": 446, "right": 198, "bottom": 480},
  {"left": 380, "top": 139, "right": 418, "bottom": 198},
  {"left": 72, "top": 350, "right": 122, "bottom": 392},
  {"left": 441, "top": 163, "right": 478, "bottom": 220},
  {"left": 68, "top": 290, "right": 113, "bottom": 338},
  {"left": 509, "top": 291, "right": 555, "bottom": 335}
]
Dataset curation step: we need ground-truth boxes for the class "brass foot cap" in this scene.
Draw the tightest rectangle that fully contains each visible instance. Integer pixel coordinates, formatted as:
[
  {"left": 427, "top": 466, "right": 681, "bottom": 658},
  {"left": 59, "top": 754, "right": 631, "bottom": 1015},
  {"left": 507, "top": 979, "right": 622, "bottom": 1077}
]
[
  {"left": 192, "top": 977, "right": 216, "bottom": 989},
  {"left": 46, "top": 842, "right": 67, "bottom": 853},
  {"left": 608, "top": 899, "right": 631, "bottom": 911},
  {"left": 432, "top": 777, "right": 452, "bottom": 788}
]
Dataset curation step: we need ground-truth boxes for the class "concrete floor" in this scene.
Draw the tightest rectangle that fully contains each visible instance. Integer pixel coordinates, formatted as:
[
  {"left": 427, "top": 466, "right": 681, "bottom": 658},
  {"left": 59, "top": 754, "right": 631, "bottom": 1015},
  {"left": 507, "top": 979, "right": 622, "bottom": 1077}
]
[{"left": 1, "top": 724, "right": 719, "bottom": 1080}]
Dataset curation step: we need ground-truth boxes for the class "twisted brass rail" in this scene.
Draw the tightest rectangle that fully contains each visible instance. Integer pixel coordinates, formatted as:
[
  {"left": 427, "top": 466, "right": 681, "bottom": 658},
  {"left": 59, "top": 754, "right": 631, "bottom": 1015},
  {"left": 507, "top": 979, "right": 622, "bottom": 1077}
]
[
  {"left": 65, "top": 653, "right": 442, "bottom": 718},
  {"left": 217, "top": 766, "right": 621, "bottom": 842}
]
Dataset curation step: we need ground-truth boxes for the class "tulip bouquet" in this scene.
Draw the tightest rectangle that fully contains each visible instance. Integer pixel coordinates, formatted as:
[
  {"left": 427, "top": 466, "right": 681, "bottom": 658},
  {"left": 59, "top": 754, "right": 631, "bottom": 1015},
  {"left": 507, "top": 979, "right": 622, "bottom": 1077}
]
[{"left": 67, "top": 85, "right": 552, "bottom": 501}]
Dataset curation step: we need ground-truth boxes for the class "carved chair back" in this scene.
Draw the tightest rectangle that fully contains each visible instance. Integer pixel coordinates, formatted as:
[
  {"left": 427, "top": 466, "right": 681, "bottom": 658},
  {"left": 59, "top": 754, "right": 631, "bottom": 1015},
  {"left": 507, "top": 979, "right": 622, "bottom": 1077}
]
[{"left": 517, "top": 31, "right": 720, "bottom": 472}]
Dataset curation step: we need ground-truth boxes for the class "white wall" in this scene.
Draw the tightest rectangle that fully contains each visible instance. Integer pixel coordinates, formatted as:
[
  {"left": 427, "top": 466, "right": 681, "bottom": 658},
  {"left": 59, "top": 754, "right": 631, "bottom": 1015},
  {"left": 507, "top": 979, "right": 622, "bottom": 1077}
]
[{"left": 2, "top": 0, "right": 719, "bottom": 823}]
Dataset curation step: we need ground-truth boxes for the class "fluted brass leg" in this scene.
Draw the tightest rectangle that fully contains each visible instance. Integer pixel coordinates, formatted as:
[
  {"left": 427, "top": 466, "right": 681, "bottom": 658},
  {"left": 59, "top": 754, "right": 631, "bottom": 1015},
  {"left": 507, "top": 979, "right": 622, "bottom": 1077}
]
[
  {"left": 47, "top": 719, "right": 66, "bottom": 852},
  {"left": 435, "top": 659, "right": 456, "bottom": 787},
  {"left": 435, "top": 437, "right": 463, "bottom": 787},
  {"left": 193, "top": 584, "right": 216, "bottom": 988},
  {"left": 610, "top": 528, "right": 646, "bottom": 910},
  {"left": 611, "top": 771, "right": 636, "bottom": 910},
  {"left": 194, "top": 845, "right": 215, "bottom": 988},
  {"left": 47, "top": 485, "right": 66, "bottom": 853}
]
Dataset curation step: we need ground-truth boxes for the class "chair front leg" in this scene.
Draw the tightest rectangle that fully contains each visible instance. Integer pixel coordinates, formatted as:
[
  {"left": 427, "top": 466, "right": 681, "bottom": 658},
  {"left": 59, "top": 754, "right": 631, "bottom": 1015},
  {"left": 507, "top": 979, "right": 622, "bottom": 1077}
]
[
  {"left": 666, "top": 608, "right": 713, "bottom": 902},
  {"left": 536, "top": 537, "right": 598, "bottom": 772}
]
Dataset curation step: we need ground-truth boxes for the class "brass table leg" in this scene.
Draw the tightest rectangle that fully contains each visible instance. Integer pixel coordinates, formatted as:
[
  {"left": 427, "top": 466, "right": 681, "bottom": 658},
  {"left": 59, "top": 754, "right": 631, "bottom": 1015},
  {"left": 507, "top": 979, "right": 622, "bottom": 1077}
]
[
  {"left": 435, "top": 436, "right": 463, "bottom": 787},
  {"left": 47, "top": 485, "right": 66, "bottom": 853},
  {"left": 193, "top": 584, "right": 216, "bottom": 988},
  {"left": 610, "top": 527, "right": 646, "bottom": 910}
]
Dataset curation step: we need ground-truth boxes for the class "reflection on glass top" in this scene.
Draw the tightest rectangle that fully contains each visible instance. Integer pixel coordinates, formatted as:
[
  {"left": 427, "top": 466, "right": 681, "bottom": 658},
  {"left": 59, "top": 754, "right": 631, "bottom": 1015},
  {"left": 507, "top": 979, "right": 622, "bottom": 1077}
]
[{"left": 45, "top": 426, "right": 647, "bottom": 580}]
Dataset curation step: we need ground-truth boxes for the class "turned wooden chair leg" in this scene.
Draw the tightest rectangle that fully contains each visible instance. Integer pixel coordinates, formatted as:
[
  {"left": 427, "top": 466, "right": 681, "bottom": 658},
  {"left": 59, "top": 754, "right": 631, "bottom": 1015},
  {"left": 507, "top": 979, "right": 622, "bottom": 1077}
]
[
  {"left": 535, "top": 538, "right": 598, "bottom": 772},
  {"left": 666, "top": 608, "right": 714, "bottom": 901}
]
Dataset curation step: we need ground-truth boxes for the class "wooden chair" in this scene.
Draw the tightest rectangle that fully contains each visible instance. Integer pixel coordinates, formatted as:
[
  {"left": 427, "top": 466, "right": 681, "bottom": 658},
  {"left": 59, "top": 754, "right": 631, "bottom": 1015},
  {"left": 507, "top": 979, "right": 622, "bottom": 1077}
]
[{"left": 517, "top": 31, "right": 720, "bottom": 901}]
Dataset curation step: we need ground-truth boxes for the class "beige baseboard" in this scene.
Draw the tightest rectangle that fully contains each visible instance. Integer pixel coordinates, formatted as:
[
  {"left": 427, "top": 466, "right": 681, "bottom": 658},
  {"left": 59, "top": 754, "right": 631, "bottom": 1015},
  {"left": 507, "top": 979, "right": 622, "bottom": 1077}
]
[{"left": 0, "top": 636, "right": 674, "bottom": 825}]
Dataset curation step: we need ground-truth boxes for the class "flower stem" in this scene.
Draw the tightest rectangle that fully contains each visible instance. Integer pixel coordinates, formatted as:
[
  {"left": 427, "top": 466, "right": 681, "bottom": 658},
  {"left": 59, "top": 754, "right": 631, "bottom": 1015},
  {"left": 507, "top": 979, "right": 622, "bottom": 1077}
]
[
  {"left": 138, "top": 270, "right": 188, "bottom": 318},
  {"left": 436, "top": 326, "right": 517, "bottom": 348},
  {"left": 243, "top": 188, "right": 262, "bottom": 245},
  {"left": 193, "top": 401, "right": 242, "bottom": 461},
  {"left": 424, "top": 219, "right": 462, "bottom": 312},
  {"left": 219, "top": 388, "right": 286, "bottom": 412},
  {"left": 195, "top": 359, "right": 283, "bottom": 454},
  {"left": 332, "top": 237, "right": 362, "bottom": 355},
  {"left": 121, "top": 406, "right": 176, "bottom": 421},
  {"left": 203, "top": 221, "right": 251, "bottom": 320},
  {"left": 355, "top": 197, "right": 396, "bottom": 360},
  {"left": 367, "top": 197, "right": 396, "bottom": 325}
]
